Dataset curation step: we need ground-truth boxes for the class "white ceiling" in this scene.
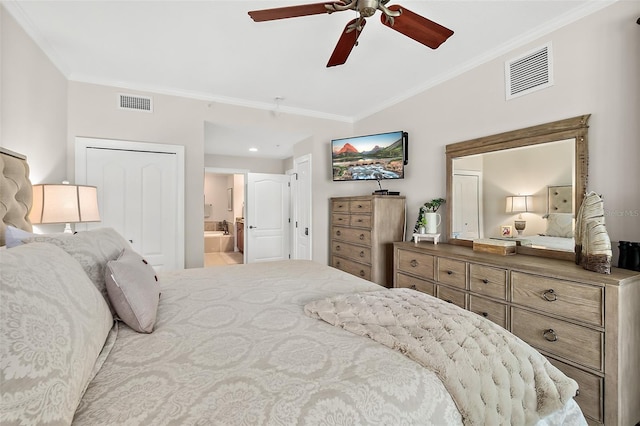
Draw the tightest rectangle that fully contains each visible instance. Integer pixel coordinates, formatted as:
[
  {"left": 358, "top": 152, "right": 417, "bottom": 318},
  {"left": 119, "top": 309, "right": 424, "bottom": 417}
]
[{"left": 4, "top": 0, "right": 613, "bottom": 158}]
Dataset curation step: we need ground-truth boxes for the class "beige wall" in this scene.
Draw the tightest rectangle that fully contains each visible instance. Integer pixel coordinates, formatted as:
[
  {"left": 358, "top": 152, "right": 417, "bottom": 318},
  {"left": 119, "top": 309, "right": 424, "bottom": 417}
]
[
  {"left": 1, "top": 6, "right": 67, "bottom": 184},
  {"left": 3, "top": 1, "right": 638, "bottom": 266},
  {"left": 353, "top": 1, "right": 640, "bottom": 255}
]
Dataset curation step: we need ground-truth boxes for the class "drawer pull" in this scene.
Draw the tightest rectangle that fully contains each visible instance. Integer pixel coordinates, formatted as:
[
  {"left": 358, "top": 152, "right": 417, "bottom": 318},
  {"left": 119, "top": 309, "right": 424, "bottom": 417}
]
[
  {"left": 336, "top": 245, "right": 341, "bottom": 251},
  {"left": 359, "top": 270, "right": 365, "bottom": 277},
  {"left": 336, "top": 230, "right": 341, "bottom": 236},
  {"left": 359, "top": 234, "right": 365, "bottom": 240},
  {"left": 356, "top": 219, "right": 363, "bottom": 223},
  {"left": 482, "top": 279, "right": 489, "bottom": 284},
  {"left": 410, "top": 284, "right": 417, "bottom": 290},
  {"left": 357, "top": 204, "right": 363, "bottom": 209},
  {"left": 543, "top": 289, "right": 557, "bottom": 302},
  {"left": 337, "top": 218, "right": 343, "bottom": 221},
  {"left": 481, "top": 312, "right": 488, "bottom": 317},
  {"left": 410, "top": 259, "right": 418, "bottom": 267},
  {"left": 445, "top": 299, "right": 453, "bottom": 304},
  {"left": 447, "top": 270, "right": 453, "bottom": 275},
  {"left": 336, "top": 261, "right": 341, "bottom": 267},
  {"left": 543, "top": 329, "right": 558, "bottom": 342},
  {"left": 359, "top": 251, "right": 365, "bottom": 258}
]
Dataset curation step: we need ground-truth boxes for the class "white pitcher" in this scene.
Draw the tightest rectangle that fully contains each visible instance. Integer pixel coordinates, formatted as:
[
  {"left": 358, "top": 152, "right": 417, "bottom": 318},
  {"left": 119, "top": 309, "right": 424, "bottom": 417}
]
[{"left": 425, "top": 212, "right": 441, "bottom": 234}]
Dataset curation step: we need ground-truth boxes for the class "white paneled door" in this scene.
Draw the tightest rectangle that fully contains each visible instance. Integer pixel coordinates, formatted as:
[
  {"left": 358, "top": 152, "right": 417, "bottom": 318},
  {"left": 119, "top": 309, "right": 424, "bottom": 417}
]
[
  {"left": 246, "top": 173, "right": 290, "bottom": 263},
  {"left": 292, "top": 154, "right": 312, "bottom": 260},
  {"left": 76, "top": 138, "right": 184, "bottom": 270},
  {"left": 452, "top": 171, "right": 483, "bottom": 240}
]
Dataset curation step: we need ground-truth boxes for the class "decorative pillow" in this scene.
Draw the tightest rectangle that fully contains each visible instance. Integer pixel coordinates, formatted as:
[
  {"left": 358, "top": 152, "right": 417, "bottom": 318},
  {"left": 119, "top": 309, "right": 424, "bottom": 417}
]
[
  {"left": 105, "top": 248, "right": 160, "bottom": 333},
  {"left": 5, "top": 225, "right": 35, "bottom": 248},
  {"left": 545, "top": 213, "right": 574, "bottom": 238},
  {"left": 22, "top": 227, "right": 130, "bottom": 313},
  {"left": 0, "top": 242, "right": 113, "bottom": 425}
]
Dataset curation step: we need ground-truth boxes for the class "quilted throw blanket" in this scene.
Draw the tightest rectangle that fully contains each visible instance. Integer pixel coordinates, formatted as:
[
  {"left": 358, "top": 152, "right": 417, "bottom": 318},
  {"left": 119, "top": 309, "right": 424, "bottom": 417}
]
[{"left": 305, "top": 288, "right": 578, "bottom": 426}]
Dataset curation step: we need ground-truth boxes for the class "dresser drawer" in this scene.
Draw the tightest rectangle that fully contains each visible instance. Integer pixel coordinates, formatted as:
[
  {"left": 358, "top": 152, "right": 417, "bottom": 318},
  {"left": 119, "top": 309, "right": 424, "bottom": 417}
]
[
  {"left": 331, "top": 213, "right": 350, "bottom": 226},
  {"left": 437, "top": 286, "right": 466, "bottom": 309},
  {"left": 512, "top": 308, "right": 603, "bottom": 371},
  {"left": 437, "top": 258, "right": 466, "bottom": 289},
  {"left": 332, "top": 256, "right": 371, "bottom": 281},
  {"left": 332, "top": 227, "right": 372, "bottom": 245},
  {"left": 350, "top": 214, "right": 371, "bottom": 228},
  {"left": 548, "top": 357, "right": 603, "bottom": 423},
  {"left": 331, "top": 200, "right": 349, "bottom": 212},
  {"left": 397, "top": 249, "right": 434, "bottom": 280},
  {"left": 469, "top": 264, "right": 508, "bottom": 300},
  {"left": 469, "top": 295, "right": 507, "bottom": 329},
  {"left": 349, "top": 200, "right": 372, "bottom": 213},
  {"left": 511, "top": 272, "right": 604, "bottom": 327},
  {"left": 396, "top": 273, "right": 435, "bottom": 296},
  {"left": 331, "top": 241, "right": 371, "bottom": 264}
]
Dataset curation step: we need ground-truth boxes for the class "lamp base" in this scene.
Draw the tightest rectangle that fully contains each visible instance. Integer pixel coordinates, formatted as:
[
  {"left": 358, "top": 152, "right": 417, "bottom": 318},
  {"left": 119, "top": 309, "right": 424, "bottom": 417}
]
[{"left": 514, "top": 220, "right": 526, "bottom": 236}]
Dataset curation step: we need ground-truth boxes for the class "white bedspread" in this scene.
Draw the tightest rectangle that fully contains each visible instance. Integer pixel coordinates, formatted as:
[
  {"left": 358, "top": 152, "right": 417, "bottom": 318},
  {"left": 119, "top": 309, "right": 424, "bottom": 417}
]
[
  {"left": 73, "top": 261, "right": 464, "bottom": 425},
  {"left": 73, "top": 260, "right": 585, "bottom": 425},
  {"left": 305, "top": 289, "right": 579, "bottom": 426}
]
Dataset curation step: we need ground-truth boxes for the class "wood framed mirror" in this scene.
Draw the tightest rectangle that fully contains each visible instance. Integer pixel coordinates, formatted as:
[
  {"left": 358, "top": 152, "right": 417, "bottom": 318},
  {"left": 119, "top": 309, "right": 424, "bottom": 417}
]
[{"left": 445, "top": 114, "right": 590, "bottom": 261}]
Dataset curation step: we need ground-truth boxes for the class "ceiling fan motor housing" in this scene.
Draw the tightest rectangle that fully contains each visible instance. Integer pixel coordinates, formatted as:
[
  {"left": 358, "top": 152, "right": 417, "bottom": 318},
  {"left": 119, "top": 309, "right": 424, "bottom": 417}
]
[{"left": 359, "top": 0, "right": 378, "bottom": 17}]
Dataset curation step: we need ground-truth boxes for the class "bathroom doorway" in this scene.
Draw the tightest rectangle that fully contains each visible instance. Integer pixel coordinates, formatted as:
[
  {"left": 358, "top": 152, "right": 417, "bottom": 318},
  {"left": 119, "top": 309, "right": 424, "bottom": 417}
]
[{"left": 204, "top": 170, "right": 245, "bottom": 267}]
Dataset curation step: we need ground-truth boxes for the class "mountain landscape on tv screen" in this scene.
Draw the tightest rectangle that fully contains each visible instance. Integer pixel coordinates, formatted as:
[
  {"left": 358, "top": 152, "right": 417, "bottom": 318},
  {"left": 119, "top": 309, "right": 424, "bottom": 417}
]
[{"left": 332, "top": 137, "right": 403, "bottom": 180}]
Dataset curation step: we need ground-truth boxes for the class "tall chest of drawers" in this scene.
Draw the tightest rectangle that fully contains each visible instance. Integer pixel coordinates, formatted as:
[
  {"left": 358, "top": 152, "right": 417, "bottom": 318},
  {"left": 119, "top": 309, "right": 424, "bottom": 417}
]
[
  {"left": 330, "top": 195, "right": 405, "bottom": 287},
  {"left": 393, "top": 242, "right": 640, "bottom": 426}
]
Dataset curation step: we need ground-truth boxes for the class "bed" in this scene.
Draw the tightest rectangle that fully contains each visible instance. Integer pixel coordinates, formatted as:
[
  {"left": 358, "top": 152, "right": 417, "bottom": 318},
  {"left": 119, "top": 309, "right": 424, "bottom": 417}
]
[
  {"left": 518, "top": 185, "right": 575, "bottom": 252},
  {"left": 1, "top": 149, "right": 587, "bottom": 425}
]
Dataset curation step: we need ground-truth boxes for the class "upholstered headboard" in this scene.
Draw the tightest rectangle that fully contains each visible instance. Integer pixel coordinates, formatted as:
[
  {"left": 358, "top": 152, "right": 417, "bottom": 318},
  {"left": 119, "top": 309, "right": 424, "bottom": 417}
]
[
  {"left": 547, "top": 185, "right": 573, "bottom": 215},
  {"left": 0, "top": 147, "right": 33, "bottom": 246}
]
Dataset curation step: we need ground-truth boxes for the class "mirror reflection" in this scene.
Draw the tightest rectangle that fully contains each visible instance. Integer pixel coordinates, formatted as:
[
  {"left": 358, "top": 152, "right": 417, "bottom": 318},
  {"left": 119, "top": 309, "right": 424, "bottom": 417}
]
[
  {"left": 451, "top": 139, "right": 575, "bottom": 251},
  {"left": 445, "top": 114, "right": 590, "bottom": 260}
]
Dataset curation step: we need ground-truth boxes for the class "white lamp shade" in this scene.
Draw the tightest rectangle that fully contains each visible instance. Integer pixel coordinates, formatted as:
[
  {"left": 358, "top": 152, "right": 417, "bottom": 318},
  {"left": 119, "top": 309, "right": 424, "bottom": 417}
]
[
  {"left": 30, "top": 184, "right": 100, "bottom": 224},
  {"left": 505, "top": 195, "right": 533, "bottom": 213}
]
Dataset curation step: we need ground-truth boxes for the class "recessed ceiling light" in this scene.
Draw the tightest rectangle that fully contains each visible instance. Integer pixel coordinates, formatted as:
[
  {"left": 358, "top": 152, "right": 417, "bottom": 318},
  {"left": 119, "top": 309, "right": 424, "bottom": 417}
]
[{"left": 249, "top": 148, "right": 258, "bottom": 152}]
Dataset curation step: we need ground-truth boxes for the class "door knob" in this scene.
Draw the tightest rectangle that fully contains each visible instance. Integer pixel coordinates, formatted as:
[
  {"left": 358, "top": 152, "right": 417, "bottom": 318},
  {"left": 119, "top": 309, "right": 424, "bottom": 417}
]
[{"left": 249, "top": 225, "right": 257, "bottom": 229}]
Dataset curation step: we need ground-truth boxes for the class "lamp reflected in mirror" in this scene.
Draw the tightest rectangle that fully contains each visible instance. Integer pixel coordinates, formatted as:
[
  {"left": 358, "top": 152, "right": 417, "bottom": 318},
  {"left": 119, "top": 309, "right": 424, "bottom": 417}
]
[{"left": 506, "top": 195, "right": 532, "bottom": 236}]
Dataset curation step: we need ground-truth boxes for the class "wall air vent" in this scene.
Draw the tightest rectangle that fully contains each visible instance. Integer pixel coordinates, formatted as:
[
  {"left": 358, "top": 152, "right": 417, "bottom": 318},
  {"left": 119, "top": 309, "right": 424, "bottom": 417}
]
[
  {"left": 505, "top": 43, "right": 553, "bottom": 100},
  {"left": 118, "top": 93, "right": 153, "bottom": 112}
]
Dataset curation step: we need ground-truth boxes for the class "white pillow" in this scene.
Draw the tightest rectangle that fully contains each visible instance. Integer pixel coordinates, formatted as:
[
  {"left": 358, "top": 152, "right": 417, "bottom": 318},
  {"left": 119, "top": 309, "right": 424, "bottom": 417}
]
[
  {"left": 5, "top": 225, "right": 35, "bottom": 248},
  {"left": 105, "top": 248, "right": 160, "bottom": 333},
  {"left": 0, "top": 242, "right": 113, "bottom": 424},
  {"left": 545, "top": 213, "right": 574, "bottom": 238},
  {"left": 22, "top": 227, "right": 131, "bottom": 313}
]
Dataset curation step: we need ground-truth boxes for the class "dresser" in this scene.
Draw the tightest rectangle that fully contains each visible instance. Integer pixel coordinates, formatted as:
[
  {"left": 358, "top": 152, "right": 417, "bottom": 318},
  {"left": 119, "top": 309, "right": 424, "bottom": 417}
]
[
  {"left": 330, "top": 195, "right": 405, "bottom": 287},
  {"left": 393, "top": 242, "right": 640, "bottom": 426}
]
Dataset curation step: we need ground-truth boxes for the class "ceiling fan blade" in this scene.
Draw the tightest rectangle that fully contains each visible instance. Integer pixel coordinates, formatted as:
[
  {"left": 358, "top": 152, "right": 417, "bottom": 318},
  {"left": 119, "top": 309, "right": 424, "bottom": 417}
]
[
  {"left": 327, "top": 18, "right": 366, "bottom": 67},
  {"left": 381, "top": 4, "right": 453, "bottom": 49},
  {"left": 249, "top": 2, "right": 337, "bottom": 22}
]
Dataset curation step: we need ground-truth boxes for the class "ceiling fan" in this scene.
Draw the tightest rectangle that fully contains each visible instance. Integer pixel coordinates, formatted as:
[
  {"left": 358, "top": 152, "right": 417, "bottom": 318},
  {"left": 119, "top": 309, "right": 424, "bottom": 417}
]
[{"left": 248, "top": 0, "right": 454, "bottom": 67}]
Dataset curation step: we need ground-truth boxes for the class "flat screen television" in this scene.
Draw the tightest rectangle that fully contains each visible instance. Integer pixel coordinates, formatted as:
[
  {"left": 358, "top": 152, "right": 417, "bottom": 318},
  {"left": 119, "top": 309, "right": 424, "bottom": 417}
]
[{"left": 331, "top": 130, "right": 408, "bottom": 181}]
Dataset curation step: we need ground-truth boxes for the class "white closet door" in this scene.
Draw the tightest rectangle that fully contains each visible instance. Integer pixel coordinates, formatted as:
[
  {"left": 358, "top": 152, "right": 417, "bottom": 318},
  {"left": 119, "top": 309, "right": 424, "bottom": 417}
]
[{"left": 84, "top": 147, "right": 179, "bottom": 270}]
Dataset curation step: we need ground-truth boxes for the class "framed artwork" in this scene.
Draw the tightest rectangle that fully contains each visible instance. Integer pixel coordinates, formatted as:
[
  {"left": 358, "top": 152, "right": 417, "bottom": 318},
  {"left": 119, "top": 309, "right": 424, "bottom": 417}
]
[{"left": 500, "top": 225, "right": 513, "bottom": 237}]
